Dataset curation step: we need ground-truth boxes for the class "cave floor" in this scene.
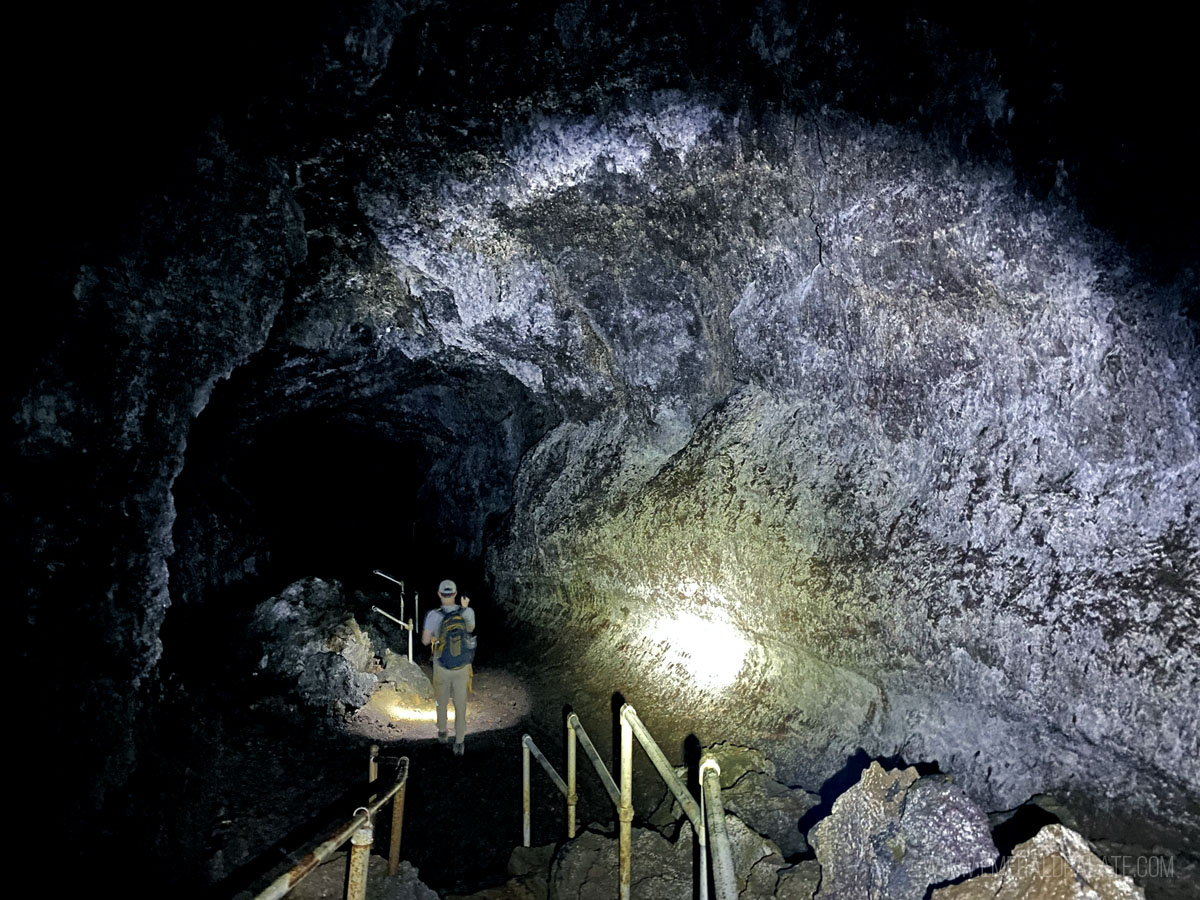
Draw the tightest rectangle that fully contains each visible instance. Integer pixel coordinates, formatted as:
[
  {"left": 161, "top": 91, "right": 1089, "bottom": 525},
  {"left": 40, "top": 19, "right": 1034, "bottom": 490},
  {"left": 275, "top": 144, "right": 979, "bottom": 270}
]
[{"left": 211, "top": 655, "right": 613, "bottom": 900}]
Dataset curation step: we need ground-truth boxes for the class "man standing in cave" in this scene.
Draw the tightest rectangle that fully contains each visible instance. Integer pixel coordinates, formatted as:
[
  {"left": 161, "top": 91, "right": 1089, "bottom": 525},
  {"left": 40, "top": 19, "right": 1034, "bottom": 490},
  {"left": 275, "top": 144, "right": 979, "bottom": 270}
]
[{"left": 422, "top": 579, "right": 476, "bottom": 756}]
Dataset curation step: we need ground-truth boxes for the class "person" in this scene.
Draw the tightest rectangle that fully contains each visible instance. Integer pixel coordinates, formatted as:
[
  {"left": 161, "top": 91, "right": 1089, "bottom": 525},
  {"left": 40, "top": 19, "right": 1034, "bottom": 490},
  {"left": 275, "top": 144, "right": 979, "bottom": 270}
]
[{"left": 422, "top": 579, "right": 476, "bottom": 755}]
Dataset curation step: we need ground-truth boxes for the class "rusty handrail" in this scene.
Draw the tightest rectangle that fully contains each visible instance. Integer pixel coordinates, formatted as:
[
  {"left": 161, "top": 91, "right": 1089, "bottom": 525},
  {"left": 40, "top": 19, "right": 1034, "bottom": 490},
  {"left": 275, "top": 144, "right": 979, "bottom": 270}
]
[{"left": 252, "top": 756, "right": 410, "bottom": 900}]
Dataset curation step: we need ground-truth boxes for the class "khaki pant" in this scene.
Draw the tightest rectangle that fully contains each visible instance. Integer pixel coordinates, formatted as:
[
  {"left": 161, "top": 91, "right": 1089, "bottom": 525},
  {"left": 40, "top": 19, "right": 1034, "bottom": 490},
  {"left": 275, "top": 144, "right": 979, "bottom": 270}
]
[{"left": 432, "top": 661, "right": 471, "bottom": 744}]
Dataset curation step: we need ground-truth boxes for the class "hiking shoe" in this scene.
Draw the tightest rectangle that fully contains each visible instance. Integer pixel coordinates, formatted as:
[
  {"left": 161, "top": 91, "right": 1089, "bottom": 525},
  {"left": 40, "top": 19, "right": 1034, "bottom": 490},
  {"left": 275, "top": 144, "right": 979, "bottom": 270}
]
[
  {"left": 453, "top": 742, "right": 464, "bottom": 757},
  {"left": 437, "top": 731, "right": 450, "bottom": 745}
]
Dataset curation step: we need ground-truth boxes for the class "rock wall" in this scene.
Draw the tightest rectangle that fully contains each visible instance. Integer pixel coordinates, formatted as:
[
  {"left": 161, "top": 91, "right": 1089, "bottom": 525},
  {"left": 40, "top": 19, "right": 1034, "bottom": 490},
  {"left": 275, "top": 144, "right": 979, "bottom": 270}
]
[
  {"left": 459, "top": 106, "right": 1199, "bottom": 842},
  {"left": 12, "top": 136, "right": 305, "bottom": 819}
]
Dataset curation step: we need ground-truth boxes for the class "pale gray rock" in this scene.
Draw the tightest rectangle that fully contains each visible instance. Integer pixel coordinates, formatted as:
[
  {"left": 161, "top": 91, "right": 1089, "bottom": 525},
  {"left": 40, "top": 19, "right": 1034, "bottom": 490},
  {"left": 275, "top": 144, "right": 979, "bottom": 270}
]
[
  {"left": 548, "top": 826, "right": 690, "bottom": 900},
  {"left": 252, "top": 577, "right": 382, "bottom": 710},
  {"left": 382, "top": 649, "right": 434, "bottom": 700},
  {"left": 298, "top": 651, "right": 378, "bottom": 710},
  {"left": 810, "top": 763, "right": 997, "bottom": 900},
  {"left": 931, "top": 824, "right": 1144, "bottom": 900}
]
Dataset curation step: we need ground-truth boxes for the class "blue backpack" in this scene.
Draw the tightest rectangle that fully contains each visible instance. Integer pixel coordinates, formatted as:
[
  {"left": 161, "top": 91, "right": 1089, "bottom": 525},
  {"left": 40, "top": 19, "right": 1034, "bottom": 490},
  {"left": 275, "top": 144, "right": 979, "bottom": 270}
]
[{"left": 435, "top": 606, "right": 476, "bottom": 669}]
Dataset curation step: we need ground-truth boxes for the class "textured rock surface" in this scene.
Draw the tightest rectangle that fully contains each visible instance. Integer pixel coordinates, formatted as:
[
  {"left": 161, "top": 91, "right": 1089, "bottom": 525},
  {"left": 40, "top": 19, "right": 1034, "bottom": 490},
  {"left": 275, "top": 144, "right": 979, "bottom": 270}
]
[
  {"left": 775, "top": 861, "right": 821, "bottom": 900},
  {"left": 472, "top": 102, "right": 1200, "bottom": 845},
  {"left": 810, "top": 762, "right": 997, "bottom": 900},
  {"left": 259, "top": 856, "right": 439, "bottom": 900},
  {"left": 251, "top": 577, "right": 381, "bottom": 711},
  {"left": 13, "top": 128, "right": 306, "bottom": 832},
  {"left": 383, "top": 649, "right": 435, "bottom": 701},
  {"left": 931, "top": 824, "right": 1144, "bottom": 900},
  {"left": 649, "top": 743, "right": 819, "bottom": 857}
]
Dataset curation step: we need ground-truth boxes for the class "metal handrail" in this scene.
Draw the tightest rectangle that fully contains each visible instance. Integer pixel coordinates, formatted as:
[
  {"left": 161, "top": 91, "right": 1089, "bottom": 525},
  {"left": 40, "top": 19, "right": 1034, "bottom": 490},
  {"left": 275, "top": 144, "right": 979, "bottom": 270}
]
[
  {"left": 522, "top": 734, "right": 569, "bottom": 847},
  {"left": 253, "top": 754, "right": 410, "bottom": 900},
  {"left": 567, "top": 712, "right": 620, "bottom": 805},
  {"left": 620, "top": 705, "right": 702, "bottom": 830},
  {"left": 520, "top": 702, "right": 737, "bottom": 900},
  {"left": 523, "top": 735, "right": 568, "bottom": 795},
  {"left": 372, "top": 570, "right": 415, "bottom": 662}
]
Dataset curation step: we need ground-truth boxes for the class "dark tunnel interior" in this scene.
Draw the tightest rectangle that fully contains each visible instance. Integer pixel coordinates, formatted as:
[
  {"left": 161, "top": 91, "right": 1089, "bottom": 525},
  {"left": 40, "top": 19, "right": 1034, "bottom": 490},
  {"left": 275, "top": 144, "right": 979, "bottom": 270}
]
[{"left": 11, "top": 2, "right": 1200, "bottom": 899}]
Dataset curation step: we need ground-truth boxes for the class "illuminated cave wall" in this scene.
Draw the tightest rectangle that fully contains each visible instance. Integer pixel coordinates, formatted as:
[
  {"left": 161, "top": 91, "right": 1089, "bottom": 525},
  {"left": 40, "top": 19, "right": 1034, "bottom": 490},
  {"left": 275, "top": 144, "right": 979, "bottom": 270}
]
[
  {"left": 11, "top": 0, "right": 1198, "bottom": 864},
  {"left": 379, "top": 105, "right": 1198, "bottom": 842}
]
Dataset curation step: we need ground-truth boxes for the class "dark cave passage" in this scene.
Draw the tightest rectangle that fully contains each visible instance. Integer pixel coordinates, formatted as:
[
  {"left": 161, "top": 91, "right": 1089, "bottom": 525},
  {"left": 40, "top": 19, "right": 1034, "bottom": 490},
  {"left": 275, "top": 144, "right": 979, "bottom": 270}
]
[{"left": 225, "top": 414, "right": 431, "bottom": 584}]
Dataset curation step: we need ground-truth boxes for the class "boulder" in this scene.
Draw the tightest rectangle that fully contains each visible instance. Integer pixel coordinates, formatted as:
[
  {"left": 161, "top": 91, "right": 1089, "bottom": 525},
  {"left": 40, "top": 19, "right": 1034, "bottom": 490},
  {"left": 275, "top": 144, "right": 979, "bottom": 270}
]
[
  {"left": 277, "top": 855, "right": 439, "bottom": 900},
  {"left": 383, "top": 649, "right": 434, "bottom": 702},
  {"left": 775, "top": 860, "right": 822, "bottom": 900},
  {"left": 298, "top": 651, "right": 378, "bottom": 711},
  {"left": 548, "top": 825, "right": 689, "bottom": 900},
  {"left": 251, "top": 577, "right": 386, "bottom": 711},
  {"left": 931, "top": 824, "right": 1144, "bottom": 900},
  {"left": 810, "top": 762, "right": 997, "bottom": 900}
]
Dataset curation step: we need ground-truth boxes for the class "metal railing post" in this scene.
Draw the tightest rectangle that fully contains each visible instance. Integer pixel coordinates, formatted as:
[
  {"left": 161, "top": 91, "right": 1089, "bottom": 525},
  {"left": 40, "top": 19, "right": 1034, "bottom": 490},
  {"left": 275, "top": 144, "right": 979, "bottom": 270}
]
[
  {"left": 620, "top": 706, "right": 703, "bottom": 829},
  {"left": 698, "top": 785, "right": 708, "bottom": 900},
  {"left": 369, "top": 745, "right": 379, "bottom": 804},
  {"left": 523, "top": 737, "right": 532, "bottom": 847},
  {"left": 701, "top": 758, "right": 737, "bottom": 900},
  {"left": 408, "top": 618, "right": 414, "bottom": 663},
  {"left": 567, "top": 717, "right": 578, "bottom": 839},
  {"left": 347, "top": 813, "right": 374, "bottom": 900},
  {"left": 252, "top": 759, "right": 408, "bottom": 900},
  {"left": 619, "top": 711, "right": 633, "bottom": 900},
  {"left": 566, "top": 713, "right": 620, "bottom": 806},
  {"left": 388, "top": 776, "right": 406, "bottom": 876}
]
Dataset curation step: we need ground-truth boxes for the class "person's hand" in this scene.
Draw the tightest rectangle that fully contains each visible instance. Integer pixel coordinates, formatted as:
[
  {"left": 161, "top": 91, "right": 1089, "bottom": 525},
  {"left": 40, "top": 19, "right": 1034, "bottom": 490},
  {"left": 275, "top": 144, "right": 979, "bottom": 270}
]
[{"left": 460, "top": 595, "right": 470, "bottom": 608}]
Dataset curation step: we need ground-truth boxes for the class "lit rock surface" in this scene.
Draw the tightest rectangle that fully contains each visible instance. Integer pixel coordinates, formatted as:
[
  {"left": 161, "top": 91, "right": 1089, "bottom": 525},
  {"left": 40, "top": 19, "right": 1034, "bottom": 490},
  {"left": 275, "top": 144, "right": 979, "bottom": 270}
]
[
  {"left": 251, "top": 577, "right": 381, "bottom": 711},
  {"left": 382, "top": 649, "right": 434, "bottom": 701},
  {"left": 809, "top": 762, "right": 997, "bottom": 900},
  {"left": 775, "top": 861, "right": 821, "bottom": 900},
  {"left": 931, "top": 824, "right": 1144, "bottom": 900},
  {"left": 472, "top": 100, "right": 1200, "bottom": 846}
]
